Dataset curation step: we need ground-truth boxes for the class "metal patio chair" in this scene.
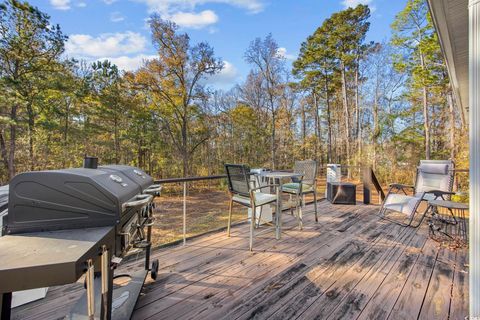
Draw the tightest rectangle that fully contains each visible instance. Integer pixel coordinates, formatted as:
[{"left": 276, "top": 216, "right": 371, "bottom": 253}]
[
  {"left": 379, "top": 159, "right": 455, "bottom": 228},
  {"left": 282, "top": 160, "right": 319, "bottom": 229},
  {"left": 225, "top": 164, "right": 278, "bottom": 251}
]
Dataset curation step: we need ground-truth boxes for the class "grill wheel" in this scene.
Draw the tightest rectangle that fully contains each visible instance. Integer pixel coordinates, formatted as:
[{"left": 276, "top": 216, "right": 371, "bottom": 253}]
[{"left": 151, "top": 259, "right": 159, "bottom": 280}]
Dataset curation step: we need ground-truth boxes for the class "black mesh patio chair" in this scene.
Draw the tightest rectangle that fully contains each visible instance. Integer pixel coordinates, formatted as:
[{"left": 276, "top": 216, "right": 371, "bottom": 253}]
[
  {"left": 282, "top": 160, "right": 318, "bottom": 229},
  {"left": 225, "top": 164, "right": 278, "bottom": 251},
  {"left": 379, "top": 160, "right": 455, "bottom": 227}
]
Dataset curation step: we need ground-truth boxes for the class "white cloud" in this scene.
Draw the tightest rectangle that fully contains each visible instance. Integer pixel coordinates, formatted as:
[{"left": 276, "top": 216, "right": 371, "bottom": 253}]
[
  {"left": 96, "top": 54, "right": 157, "bottom": 71},
  {"left": 204, "top": 60, "right": 240, "bottom": 89},
  {"left": 110, "top": 11, "right": 125, "bottom": 22},
  {"left": 276, "top": 47, "right": 296, "bottom": 61},
  {"left": 341, "top": 0, "right": 376, "bottom": 12},
  {"left": 168, "top": 10, "right": 218, "bottom": 29},
  {"left": 50, "top": 0, "right": 71, "bottom": 10},
  {"left": 103, "top": 0, "right": 118, "bottom": 4},
  {"left": 135, "top": 0, "right": 265, "bottom": 15},
  {"left": 65, "top": 32, "right": 147, "bottom": 58}
]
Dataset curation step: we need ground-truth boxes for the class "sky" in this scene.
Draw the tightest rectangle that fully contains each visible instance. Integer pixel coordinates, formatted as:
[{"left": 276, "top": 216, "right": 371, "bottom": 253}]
[{"left": 28, "top": 0, "right": 408, "bottom": 89}]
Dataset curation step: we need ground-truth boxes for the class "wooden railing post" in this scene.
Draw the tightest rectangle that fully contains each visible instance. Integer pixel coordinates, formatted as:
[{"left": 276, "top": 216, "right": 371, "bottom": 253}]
[
  {"left": 362, "top": 166, "right": 371, "bottom": 205},
  {"left": 362, "top": 166, "right": 385, "bottom": 205}
]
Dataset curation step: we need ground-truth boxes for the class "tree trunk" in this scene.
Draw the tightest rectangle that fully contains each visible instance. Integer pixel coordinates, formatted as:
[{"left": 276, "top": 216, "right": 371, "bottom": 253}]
[
  {"left": 301, "top": 101, "right": 307, "bottom": 159},
  {"left": 372, "top": 69, "right": 380, "bottom": 171},
  {"left": 355, "top": 65, "right": 361, "bottom": 162},
  {"left": 447, "top": 91, "right": 455, "bottom": 160},
  {"left": 114, "top": 112, "right": 119, "bottom": 164},
  {"left": 8, "top": 105, "right": 17, "bottom": 180},
  {"left": 419, "top": 53, "right": 430, "bottom": 160},
  {"left": 271, "top": 109, "right": 276, "bottom": 170},
  {"left": 313, "top": 91, "right": 319, "bottom": 162},
  {"left": 62, "top": 99, "right": 70, "bottom": 168},
  {"left": 324, "top": 68, "right": 333, "bottom": 163},
  {"left": 422, "top": 85, "right": 430, "bottom": 159},
  {"left": 182, "top": 115, "right": 189, "bottom": 177},
  {"left": 0, "top": 130, "right": 9, "bottom": 177},
  {"left": 27, "top": 103, "right": 35, "bottom": 171},
  {"left": 341, "top": 64, "right": 351, "bottom": 172}
]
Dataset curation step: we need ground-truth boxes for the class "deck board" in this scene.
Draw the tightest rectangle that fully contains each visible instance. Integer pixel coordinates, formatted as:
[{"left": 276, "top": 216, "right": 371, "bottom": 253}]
[{"left": 11, "top": 201, "right": 469, "bottom": 320}]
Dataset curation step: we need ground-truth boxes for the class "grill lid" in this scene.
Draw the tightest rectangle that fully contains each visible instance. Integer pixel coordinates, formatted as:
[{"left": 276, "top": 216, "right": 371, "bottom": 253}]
[
  {"left": 3, "top": 167, "right": 148, "bottom": 235},
  {"left": 100, "top": 165, "right": 154, "bottom": 192}
]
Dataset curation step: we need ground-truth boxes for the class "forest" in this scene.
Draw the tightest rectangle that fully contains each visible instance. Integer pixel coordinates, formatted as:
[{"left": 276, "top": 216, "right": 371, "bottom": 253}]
[{"left": 0, "top": 0, "right": 468, "bottom": 184}]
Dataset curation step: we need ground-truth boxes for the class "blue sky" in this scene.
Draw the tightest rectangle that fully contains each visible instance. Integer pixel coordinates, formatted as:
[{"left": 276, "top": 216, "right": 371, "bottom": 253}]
[{"left": 29, "top": 0, "right": 407, "bottom": 89}]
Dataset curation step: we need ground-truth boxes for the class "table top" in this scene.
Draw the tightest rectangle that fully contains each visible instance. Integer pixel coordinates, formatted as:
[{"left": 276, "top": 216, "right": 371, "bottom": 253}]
[
  {"left": 257, "top": 171, "right": 303, "bottom": 178},
  {"left": 0, "top": 226, "right": 115, "bottom": 293},
  {"left": 428, "top": 200, "right": 469, "bottom": 210}
]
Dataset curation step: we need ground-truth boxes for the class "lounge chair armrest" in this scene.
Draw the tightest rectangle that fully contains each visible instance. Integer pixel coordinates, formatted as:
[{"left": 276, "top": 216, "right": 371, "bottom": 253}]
[{"left": 426, "top": 190, "right": 456, "bottom": 197}]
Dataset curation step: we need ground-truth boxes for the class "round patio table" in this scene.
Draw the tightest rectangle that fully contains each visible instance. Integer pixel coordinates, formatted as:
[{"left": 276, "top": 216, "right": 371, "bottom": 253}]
[
  {"left": 257, "top": 171, "right": 303, "bottom": 239},
  {"left": 427, "top": 199, "right": 469, "bottom": 243}
]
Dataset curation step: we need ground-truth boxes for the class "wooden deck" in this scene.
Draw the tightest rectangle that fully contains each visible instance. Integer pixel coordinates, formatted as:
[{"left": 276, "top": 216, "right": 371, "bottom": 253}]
[{"left": 12, "top": 201, "right": 469, "bottom": 320}]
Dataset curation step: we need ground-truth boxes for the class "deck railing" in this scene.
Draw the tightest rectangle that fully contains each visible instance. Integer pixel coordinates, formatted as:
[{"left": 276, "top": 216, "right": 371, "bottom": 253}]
[
  {"left": 151, "top": 165, "right": 469, "bottom": 247},
  {"left": 152, "top": 165, "right": 367, "bottom": 247}
]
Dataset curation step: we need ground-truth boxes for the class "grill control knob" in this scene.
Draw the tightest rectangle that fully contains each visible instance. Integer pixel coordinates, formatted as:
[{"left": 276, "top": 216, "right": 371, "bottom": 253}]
[
  {"left": 134, "top": 169, "right": 146, "bottom": 179},
  {"left": 109, "top": 174, "right": 123, "bottom": 183}
]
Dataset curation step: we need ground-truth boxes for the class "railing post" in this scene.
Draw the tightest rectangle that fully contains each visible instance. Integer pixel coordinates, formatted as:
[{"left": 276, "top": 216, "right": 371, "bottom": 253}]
[
  {"left": 183, "top": 181, "right": 187, "bottom": 246},
  {"left": 362, "top": 166, "right": 371, "bottom": 205}
]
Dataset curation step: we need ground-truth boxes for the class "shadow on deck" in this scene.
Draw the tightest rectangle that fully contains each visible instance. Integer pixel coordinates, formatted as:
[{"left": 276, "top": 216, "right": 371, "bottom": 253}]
[{"left": 12, "top": 201, "right": 469, "bottom": 320}]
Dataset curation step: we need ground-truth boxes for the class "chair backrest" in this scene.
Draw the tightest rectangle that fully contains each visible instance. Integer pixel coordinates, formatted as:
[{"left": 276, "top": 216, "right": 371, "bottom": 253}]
[
  {"left": 294, "top": 160, "right": 317, "bottom": 185},
  {"left": 225, "top": 164, "right": 251, "bottom": 197},
  {"left": 415, "top": 160, "right": 455, "bottom": 198}
]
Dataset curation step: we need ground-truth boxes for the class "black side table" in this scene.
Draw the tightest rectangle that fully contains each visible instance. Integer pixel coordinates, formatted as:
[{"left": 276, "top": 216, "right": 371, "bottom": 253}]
[
  {"left": 327, "top": 182, "right": 356, "bottom": 205},
  {"left": 427, "top": 199, "right": 469, "bottom": 243}
]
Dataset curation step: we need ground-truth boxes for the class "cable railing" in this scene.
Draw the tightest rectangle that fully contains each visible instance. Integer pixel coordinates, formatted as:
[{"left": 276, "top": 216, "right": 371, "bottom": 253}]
[
  {"left": 151, "top": 165, "right": 366, "bottom": 247},
  {"left": 150, "top": 165, "right": 469, "bottom": 248}
]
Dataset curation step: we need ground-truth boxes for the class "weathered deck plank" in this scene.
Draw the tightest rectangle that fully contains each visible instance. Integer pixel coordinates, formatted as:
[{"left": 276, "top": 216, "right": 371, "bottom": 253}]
[
  {"left": 450, "top": 247, "right": 469, "bottom": 320},
  {"left": 327, "top": 225, "right": 424, "bottom": 320},
  {"left": 11, "top": 201, "right": 469, "bottom": 320},
  {"left": 353, "top": 227, "right": 428, "bottom": 320},
  {"left": 290, "top": 223, "right": 417, "bottom": 320},
  {"left": 387, "top": 238, "right": 439, "bottom": 320},
  {"left": 418, "top": 246, "right": 457, "bottom": 319}
]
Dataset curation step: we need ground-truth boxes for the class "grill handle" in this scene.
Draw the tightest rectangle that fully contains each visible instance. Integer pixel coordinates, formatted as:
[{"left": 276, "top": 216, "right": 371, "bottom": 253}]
[
  {"left": 144, "top": 184, "right": 162, "bottom": 195},
  {"left": 122, "top": 194, "right": 153, "bottom": 210}
]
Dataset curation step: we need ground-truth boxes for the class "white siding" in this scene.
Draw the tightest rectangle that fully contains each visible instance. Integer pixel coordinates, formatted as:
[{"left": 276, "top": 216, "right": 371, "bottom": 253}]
[{"left": 469, "top": 0, "right": 480, "bottom": 316}]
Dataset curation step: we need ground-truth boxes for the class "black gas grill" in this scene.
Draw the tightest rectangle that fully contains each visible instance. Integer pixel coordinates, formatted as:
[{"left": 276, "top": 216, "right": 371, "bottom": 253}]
[
  {"left": 3, "top": 164, "right": 161, "bottom": 256},
  {"left": 0, "top": 160, "right": 162, "bottom": 320}
]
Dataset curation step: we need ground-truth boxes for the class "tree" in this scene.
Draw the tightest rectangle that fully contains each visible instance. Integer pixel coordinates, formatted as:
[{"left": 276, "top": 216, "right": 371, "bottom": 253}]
[
  {"left": 362, "top": 42, "right": 404, "bottom": 170},
  {"left": 90, "top": 60, "right": 127, "bottom": 164},
  {"left": 135, "top": 17, "right": 223, "bottom": 177},
  {"left": 391, "top": 0, "right": 445, "bottom": 159},
  {"left": 244, "top": 34, "right": 285, "bottom": 169},
  {"left": 293, "top": 5, "right": 372, "bottom": 165},
  {"left": 0, "top": 0, "right": 66, "bottom": 179}
]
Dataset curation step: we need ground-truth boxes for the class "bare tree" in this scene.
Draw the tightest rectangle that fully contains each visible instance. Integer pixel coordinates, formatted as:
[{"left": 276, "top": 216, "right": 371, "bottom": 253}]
[
  {"left": 244, "top": 34, "right": 285, "bottom": 169},
  {"left": 135, "top": 17, "right": 223, "bottom": 177}
]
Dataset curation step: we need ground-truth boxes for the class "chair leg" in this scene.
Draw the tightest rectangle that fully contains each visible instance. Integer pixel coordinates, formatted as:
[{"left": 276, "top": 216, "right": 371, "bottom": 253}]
[
  {"left": 249, "top": 204, "right": 255, "bottom": 251},
  {"left": 299, "top": 201, "right": 303, "bottom": 230},
  {"left": 289, "top": 194, "right": 294, "bottom": 215},
  {"left": 313, "top": 191, "right": 318, "bottom": 223},
  {"left": 295, "top": 193, "right": 302, "bottom": 230},
  {"left": 257, "top": 206, "right": 263, "bottom": 228},
  {"left": 227, "top": 198, "right": 233, "bottom": 237}
]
